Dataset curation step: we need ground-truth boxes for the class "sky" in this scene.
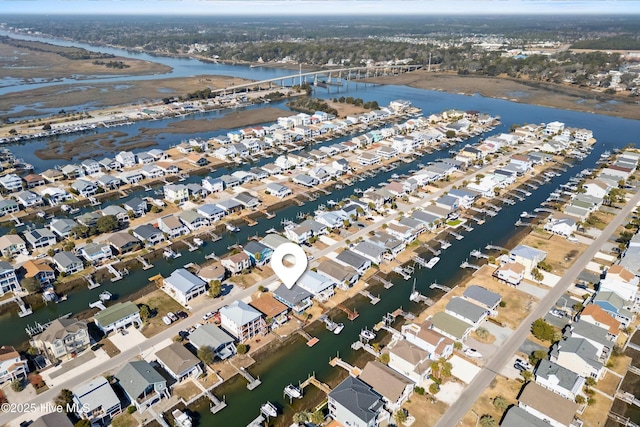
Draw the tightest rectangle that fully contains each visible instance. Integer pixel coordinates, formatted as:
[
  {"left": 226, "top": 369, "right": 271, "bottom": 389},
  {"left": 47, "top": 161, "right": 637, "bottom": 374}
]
[{"left": 4, "top": 0, "right": 640, "bottom": 16}]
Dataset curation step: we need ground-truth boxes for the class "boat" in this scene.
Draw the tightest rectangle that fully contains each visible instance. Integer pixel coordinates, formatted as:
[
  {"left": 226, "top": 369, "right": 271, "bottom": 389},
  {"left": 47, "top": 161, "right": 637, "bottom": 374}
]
[
  {"left": 520, "top": 211, "right": 529, "bottom": 218},
  {"left": 193, "top": 237, "right": 204, "bottom": 246},
  {"left": 36, "top": 211, "right": 46, "bottom": 218},
  {"left": 99, "top": 291, "right": 112, "bottom": 301},
  {"left": 333, "top": 323, "right": 344, "bottom": 334},
  {"left": 260, "top": 401, "right": 278, "bottom": 418},
  {"left": 320, "top": 315, "right": 337, "bottom": 331},
  {"left": 172, "top": 409, "right": 192, "bottom": 427},
  {"left": 409, "top": 290, "right": 420, "bottom": 302},
  {"left": 284, "top": 384, "right": 302, "bottom": 399},
  {"left": 68, "top": 207, "right": 80, "bottom": 214},
  {"left": 163, "top": 248, "right": 181, "bottom": 259},
  {"left": 425, "top": 257, "right": 440, "bottom": 269},
  {"left": 360, "top": 328, "right": 376, "bottom": 341},
  {"left": 60, "top": 204, "right": 71, "bottom": 213},
  {"left": 226, "top": 223, "right": 240, "bottom": 232}
]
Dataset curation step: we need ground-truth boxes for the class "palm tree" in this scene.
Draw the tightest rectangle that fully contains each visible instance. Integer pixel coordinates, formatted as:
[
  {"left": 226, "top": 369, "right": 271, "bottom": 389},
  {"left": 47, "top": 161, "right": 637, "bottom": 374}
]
[{"left": 479, "top": 415, "right": 496, "bottom": 427}]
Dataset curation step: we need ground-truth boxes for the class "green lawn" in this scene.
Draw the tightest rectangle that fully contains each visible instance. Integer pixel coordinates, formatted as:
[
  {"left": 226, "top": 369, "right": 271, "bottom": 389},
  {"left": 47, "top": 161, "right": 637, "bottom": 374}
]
[{"left": 446, "top": 219, "right": 462, "bottom": 227}]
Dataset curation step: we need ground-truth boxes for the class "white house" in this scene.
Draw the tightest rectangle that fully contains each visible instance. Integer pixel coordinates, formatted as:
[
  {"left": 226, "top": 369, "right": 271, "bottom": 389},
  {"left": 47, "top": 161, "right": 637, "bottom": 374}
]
[
  {"left": 163, "top": 268, "right": 207, "bottom": 306},
  {"left": 219, "top": 300, "right": 266, "bottom": 343}
]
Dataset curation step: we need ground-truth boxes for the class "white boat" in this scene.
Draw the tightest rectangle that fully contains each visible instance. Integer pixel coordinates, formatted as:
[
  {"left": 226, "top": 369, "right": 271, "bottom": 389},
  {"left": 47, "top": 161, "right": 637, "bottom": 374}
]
[
  {"left": 69, "top": 207, "right": 80, "bottom": 214},
  {"left": 284, "top": 384, "right": 302, "bottom": 399},
  {"left": 333, "top": 323, "right": 344, "bottom": 334},
  {"left": 226, "top": 223, "right": 240, "bottom": 232},
  {"left": 360, "top": 328, "right": 376, "bottom": 341},
  {"left": 520, "top": 211, "right": 529, "bottom": 218},
  {"left": 260, "top": 401, "right": 278, "bottom": 418},
  {"left": 99, "top": 291, "right": 112, "bottom": 301},
  {"left": 36, "top": 211, "right": 46, "bottom": 218},
  {"left": 193, "top": 238, "right": 204, "bottom": 246},
  {"left": 409, "top": 290, "right": 420, "bottom": 302},
  {"left": 60, "top": 204, "right": 71, "bottom": 213},
  {"left": 172, "top": 409, "right": 192, "bottom": 427},
  {"left": 426, "top": 257, "right": 440, "bottom": 269}
]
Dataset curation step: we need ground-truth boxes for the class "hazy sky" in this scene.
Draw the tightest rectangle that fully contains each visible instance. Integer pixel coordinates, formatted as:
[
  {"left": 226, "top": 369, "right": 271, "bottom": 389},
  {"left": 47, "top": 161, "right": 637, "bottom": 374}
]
[{"left": 4, "top": 0, "right": 640, "bottom": 15}]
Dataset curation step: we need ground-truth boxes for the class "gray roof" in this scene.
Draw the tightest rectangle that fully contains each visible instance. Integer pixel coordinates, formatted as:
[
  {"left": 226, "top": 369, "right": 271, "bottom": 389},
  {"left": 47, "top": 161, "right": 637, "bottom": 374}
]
[
  {"left": 164, "top": 269, "right": 206, "bottom": 294},
  {"left": 234, "top": 191, "right": 259, "bottom": 205},
  {"left": 273, "top": 284, "right": 312, "bottom": 305},
  {"left": 551, "top": 337, "right": 602, "bottom": 369},
  {"left": 50, "top": 218, "right": 77, "bottom": 234},
  {"left": 187, "top": 324, "right": 235, "bottom": 350},
  {"left": 73, "top": 376, "right": 120, "bottom": 414},
  {"left": 24, "top": 228, "right": 55, "bottom": 243},
  {"left": 102, "top": 205, "right": 127, "bottom": 216},
  {"left": 155, "top": 342, "right": 200, "bottom": 375},
  {"left": 463, "top": 285, "right": 501, "bottom": 309},
  {"left": 178, "top": 209, "right": 205, "bottom": 224},
  {"left": 445, "top": 297, "right": 488, "bottom": 323},
  {"left": 116, "top": 360, "right": 165, "bottom": 400},
  {"left": 329, "top": 376, "right": 383, "bottom": 424},
  {"left": 133, "top": 224, "right": 163, "bottom": 240},
  {"left": 53, "top": 251, "right": 82, "bottom": 268},
  {"left": 219, "top": 300, "right": 262, "bottom": 326},
  {"left": 31, "top": 412, "right": 74, "bottom": 427},
  {"left": 501, "top": 406, "right": 553, "bottom": 427},
  {"left": 353, "top": 241, "right": 386, "bottom": 259},
  {"left": 261, "top": 233, "right": 290, "bottom": 250},
  {"left": 619, "top": 246, "right": 640, "bottom": 276},
  {"left": 567, "top": 321, "right": 613, "bottom": 347},
  {"left": 336, "top": 250, "right": 370, "bottom": 270},
  {"left": 511, "top": 244, "right": 547, "bottom": 262},
  {"left": 198, "top": 203, "right": 224, "bottom": 217},
  {"left": 243, "top": 240, "right": 270, "bottom": 256},
  {"left": 593, "top": 291, "right": 625, "bottom": 310},
  {"left": 216, "top": 198, "right": 243, "bottom": 210},
  {"left": 412, "top": 210, "right": 441, "bottom": 225},
  {"left": 535, "top": 359, "right": 581, "bottom": 392},
  {"left": 436, "top": 194, "right": 459, "bottom": 207}
]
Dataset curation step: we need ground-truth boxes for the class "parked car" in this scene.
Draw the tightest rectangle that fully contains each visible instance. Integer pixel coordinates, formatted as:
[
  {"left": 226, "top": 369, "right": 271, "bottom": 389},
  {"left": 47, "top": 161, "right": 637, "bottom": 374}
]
[
  {"left": 514, "top": 358, "right": 532, "bottom": 371},
  {"left": 162, "top": 316, "right": 172, "bottom": 325},
  {"left": 178, "top": 331, "right": 189, "bottom": 339},
  {"left": 549, "top": 309, "right": 564, "bottom": 318},
  {"left": 176, "top": 311, "right": 188, "bottom": 319},
  {"left": 464, "top": 348, "right": 482, "bottom": 358},
  {"left": 167, "top": 312, "right": 178, "bottom": 322},
  {"left": 203, "top": 311, "right": 215, "bottom": 321}
]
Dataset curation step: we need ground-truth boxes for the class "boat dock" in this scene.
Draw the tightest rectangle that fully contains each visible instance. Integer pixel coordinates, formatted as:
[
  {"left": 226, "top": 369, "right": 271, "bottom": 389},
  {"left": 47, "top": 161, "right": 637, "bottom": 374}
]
[
  {"left": 447, "top": 230, "right": 464, "bottom": 240},
  {"left": 337, "top": 304, "right": 359, "bottom": 320},
  {"left": 410, "top": 291, "right": 434, "bottom": 305},
  {"left": 392, "top": 266, "right": 412, "bottom": 280},
  {"left": 208, "top": 232, "right": 222, "bottom": 242},
  {"left": 205, "top": 252, "right": 219, "bottom": 261},
  {"left": 238, "top": 367, "right": 262, "bottom": 390},
  {"left": 351, "top": 341, "right": 381, "bottom": 357},
  {"left": 15, "top": 296, "right": 32, "bottom": 317},
  {"left": 246, "top": 218, "right": 258, "bottom": 227},
  {"left": 185, "top": 240, "right": 198, "bottom": 252},
  {"left": 470, "top": 249, "right": 489, "bottom": 259},
  {"left": 359, "top": 290, "right": 380, "bottom": 305},
  {"left": 461, "top": 223, "right": 474, "bottom": 232},
  {"left": 88, "top": 300, "right": 107, "bottom": 310},
  {"left": 413, "top": 256, "right": 430, "bottom": 267},
  {"left": 329, "top": 357, "right": 361, "bottom": 377},
  {"left": 514, "top": 219, "right": 532, "bottom": 227},
  {"left": 246, "top": 415, "right": 265, "bottom": 427},
  {"left": 85, "top": 275, "right": 100, "bottom": 289},
  {"left": 460, "top": 260, "right": 481, "bottom": 270},
  {"left": 485, "top": 244, "right": 507, "bottom": 251},
  {"left": 104, "top": 263, "right": 125, "bottom": 282},
  {"left": 373, "top": 274, "right": 394, "bottom": 289},
  {"left": 299, "top": 374, "right": 331, "bottom": 395},
  {"left": 297, "top": 329, "right": 319, "bottom": 347},
  {"left": 513, "top": 188, "right": 532, "bottom": 197},
  {"left": 430, "top": 282, "right": 452, "bottom": 292},
  {"left": 137, "top": 256, "right": 153, "bottom": 270},
  {"left": 437, "top": 240, "right": 451, "bottom": 249},
  {"left": 426, "top": 245, "right": 442, "bottom": 255}
]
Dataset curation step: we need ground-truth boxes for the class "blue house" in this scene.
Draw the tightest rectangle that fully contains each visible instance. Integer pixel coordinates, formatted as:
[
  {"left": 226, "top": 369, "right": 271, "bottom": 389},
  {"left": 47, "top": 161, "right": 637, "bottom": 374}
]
[{"left": 243, "top": 240, "right": 273, "bottom": 267}]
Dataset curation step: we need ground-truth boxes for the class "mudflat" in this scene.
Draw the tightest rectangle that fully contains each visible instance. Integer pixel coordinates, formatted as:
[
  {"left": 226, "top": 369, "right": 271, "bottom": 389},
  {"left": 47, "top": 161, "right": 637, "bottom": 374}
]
[{"left": 367, "top": 71, "right": 640, "bottom": 121}]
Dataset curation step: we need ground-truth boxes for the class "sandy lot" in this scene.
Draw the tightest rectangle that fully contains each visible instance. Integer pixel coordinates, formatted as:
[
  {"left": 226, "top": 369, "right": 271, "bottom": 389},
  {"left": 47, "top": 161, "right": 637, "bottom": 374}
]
[
  {"left": 519, "top": 231, "right": 588, "bottom": 275},
  {"left": 460, "top": 376, "right": 523, "bottom": 427}
]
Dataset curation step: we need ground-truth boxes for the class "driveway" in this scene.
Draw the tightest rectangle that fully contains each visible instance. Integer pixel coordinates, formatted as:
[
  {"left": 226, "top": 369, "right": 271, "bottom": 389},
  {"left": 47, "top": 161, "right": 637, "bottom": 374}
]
[
  {"left": 518, "top": 338, "right": 548, "bottom": 357},
  {"left": 517, "top": 281, "right": 549, "bottom": 299}
]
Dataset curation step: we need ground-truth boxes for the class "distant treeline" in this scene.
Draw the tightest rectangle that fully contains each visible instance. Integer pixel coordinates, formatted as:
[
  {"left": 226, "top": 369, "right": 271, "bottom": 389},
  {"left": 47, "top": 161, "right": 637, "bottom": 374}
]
[
  {"left": 333, "top": 96, "right": 379, "bottom": 110},
  {"left": 92, "top": 60, "right": 130, "bottom": 69},
  {"left": 288, "top": 97, "right": 338, "bottom": 116},
  {"left": 571, "top": 35, "right": 640, "bottom": 50},
  {"left": 0, "top": 36, "right": 115, "bottom": 60}
]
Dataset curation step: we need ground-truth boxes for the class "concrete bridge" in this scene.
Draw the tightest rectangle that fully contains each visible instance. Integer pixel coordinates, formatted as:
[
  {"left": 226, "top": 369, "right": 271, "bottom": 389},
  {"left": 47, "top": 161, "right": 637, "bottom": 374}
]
[{"left": 213, "top": 64, "right": 422, "bottom": 95}]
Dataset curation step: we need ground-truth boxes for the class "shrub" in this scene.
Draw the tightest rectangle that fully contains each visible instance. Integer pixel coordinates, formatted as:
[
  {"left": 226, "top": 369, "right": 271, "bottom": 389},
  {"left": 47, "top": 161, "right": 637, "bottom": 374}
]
[
  {"left": 499, "top": 301, "right": 506, "bottom": 308},
  {"left": 531, "top": 318, "right": 556, "bottom": 342},
  {"left": 493, "top": 396, "right": 508, "bottom": 411},
  {"left": 236, "top": 343, "right": 248, "bottom": 355},
  {"left": 127, "top": 406, "right": 137, "bottom": 414},
  {"left": 11, "top": 379, "right": 23, "bottom": 392},
  {"left": 429, "top": 383, "right": 439, "bottom": 395},
  {"left": 414, "top": 386, "right": 425, "bottom": 395}
]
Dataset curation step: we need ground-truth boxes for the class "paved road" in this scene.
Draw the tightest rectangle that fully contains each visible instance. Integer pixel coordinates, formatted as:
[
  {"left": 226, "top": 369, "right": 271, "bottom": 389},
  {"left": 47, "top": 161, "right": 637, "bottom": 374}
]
[
  {"left": 434, "top": 190, "right": 640, "bottom": 427},
  {"left": 0, "top": 144, "right": 530, "bottom": 426}
]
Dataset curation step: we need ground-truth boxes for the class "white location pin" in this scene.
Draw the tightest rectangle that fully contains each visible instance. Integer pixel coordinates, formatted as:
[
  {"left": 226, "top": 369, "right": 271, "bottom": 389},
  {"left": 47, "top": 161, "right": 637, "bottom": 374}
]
[{"left": 271, "top": 242, "right": 308, "bottom": 289}]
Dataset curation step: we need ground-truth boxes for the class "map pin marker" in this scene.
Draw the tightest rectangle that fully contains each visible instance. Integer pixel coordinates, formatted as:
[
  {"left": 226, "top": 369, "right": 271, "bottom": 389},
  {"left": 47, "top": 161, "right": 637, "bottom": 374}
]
[{"left": 271, "top": 242, "right": 308, "bottom": 289}]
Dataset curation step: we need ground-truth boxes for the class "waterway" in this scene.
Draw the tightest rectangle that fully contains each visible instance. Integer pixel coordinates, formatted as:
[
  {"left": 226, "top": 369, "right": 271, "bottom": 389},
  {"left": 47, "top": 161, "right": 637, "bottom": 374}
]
[{"left": 3, "top": 31, "right": 640, "bottom": 426}]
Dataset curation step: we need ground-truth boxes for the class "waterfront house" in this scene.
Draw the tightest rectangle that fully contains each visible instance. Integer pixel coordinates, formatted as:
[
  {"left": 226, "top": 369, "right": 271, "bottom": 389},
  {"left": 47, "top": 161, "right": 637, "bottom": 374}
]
[
  {"left": 186, "top": 183, "right": 205, "bottom": 200},
  {"left": 187, "top": 154, "right": 208, "bottom": 167},
  {"left": 579, "top": 304, "right": 620, "bottom": 334},
  {"left": 316, "top": 258, "right": 359, "bottom": 290},
  {"left": 93, "top": 301, "right": 141, "bottom": 334},
  {"left": 293, "top": 174, "right": 318, "bottom": 187},
  {"left": 187, "top": 324, "right": 236, "bottom": 360},
  {"left": 97, "top": 174, "right": 122, "bottom": 190},
  {"left": 435, "top": 195, "right": 459, "bottom": 212},
  {"left": 98, "top": 158, "right": 120, "bottom": 172},
  {"left": 352, "top": 241, "right": 386, "bottom": 265},
  {"left": 219, "top": 300, "right": 266, "bottom": 343},
  {"left": 197, "top": 204, "right": 225, "bottom": 222},
  {"left": 510, "top": 244, "right": 547, "bottom": 274},
  {"left": 401, "top": 324, "right": 454, "bottom": 360},
  {"left": 115, "top": 361, "right": 167, "bottom": 413},
  {"left": 155, "top": 342, "right": 202, "bottom": 382},
  {"left": 261, "top": 163, "right": 282, "bottom": 176},
  {"left": 336, "top": 250, "right": 372, "bottom": 275},
  {"left": 50, "top": 218, "right": 77, "bottom": 239},
  {"left": 428, "top": 312, "right": 473, "bottom": 341},
  {"left": 243, "top": 240, "right": 273, "bottom": 267},
  {"left": 202, "top": 176, "right": 224, "bottom": 194},
  {"left": 163, "top": 184, "right": 189, "bottom": 205},
  {"left": 53, "top": 251, "right": 83, "bottom": 275},
  {"left": 591, "top": 291, "right": 634, "bottom": 327},
  {"left": 22, "top": 259, "right": 55, "bottom": 286},
  {"left": 32, "top": 318, "right": 90, "bottom": 362},
  {"left": 266, "top": 182, "right": 292, "bottom": 199},
  {"left": 163, "top": 268, "right": 207, "bottom": 306},
  {"left": 24, "top": 228, "right": 56, "bottom": 249},
  {"left": 136, "top": 152, "right": 155, "bottom": 165},
  {"left": 81, "top": 159, "right": 101, "bottom": 175},
  {"left": 0, "top": 234, "right": 26, "bottom": 257},
  {"left": 108, "top": 232, "right": 141, "bottom": 254},
  {"left": 123, "top": 197, "right": 147, "bottom": 217},
  {"left": 41, "top": 169, "right": 65, "bottom": 183},
  {"left": 197, "top": 263, "right": 226, "bottom": 283},
  {"left": 219, "top": 174, "right": 241, "bottom": 189},
  {"left": 599, "top": 265, "right": 639, "bottom": 304},
  {"left": 462, "top": 285, "right": 501, "bottom": 312},
  {"left": 16, "top": 190, "right": 43, "bottom": 208},
  {"left": 359, "top": 361, "right": 414, "bottom": 413},
  {"left": 543, "top": 217, "right": 577, "bottom": 237},
  {"left": 387, "top": 339, "right": 432, "bottom": 384},
  {"left": 273, "top": 284, "right": 313, "bottom": 313},
  {"left": 80, "top": 243, "right": 113, "bottom": 265},
  {"left": 534, "top": 359, "right": 585, "bottom": 400},
  {"left": 0, "top": 346, "right": 27, "bottom": 385},
  {"left": 550, "top": 337, "right": 605, "bottom": 380},
  {"left": 0, "top": 199, "right": 20, "bottom": 216},
  {"left": 221, "top": 252, "right": 251, "bottom": 275},
  {"left": 71, "top": 179, "right": 98, "bottom": 197},
  {"left": 494, "top": 261, "right": 526, "bottom": 286},
  {"left": 249, "top": 294, "right": 289, "bottom": 329},
  {"left": 23, "top": 173, "right": 46, "bottom": 188},
  {"left": 102, "top": 205, "right": 129, "bottom": 223},
  {"left": 156, "top": 162, "right": 179, "bottom": 175},
  {"left": 115, "top": 151, "right": 137, "bottom": 168},
  {"left": 31, "top": 412, "right": 73, "bottom": 427},
  {"left": 215, "top": 198, "right": 243, "bottom": 215},
  {"left": 132, "top": 224, "right": 165, "bottom": 246},
  {"left": 284, "top": 219, "right": 326, "bottom": 244},
  {"left": 72, "top": 377, "right": 121, "bottom": 425},
  {"left": 0, "top": 264, "right": 17, "bottom": 298},
  {"left": 564, "top": 321, "right": 616, "bottom": 356},
  {"left": 0, "top": 174, "right": 24, "bottom": 192},
  {"left": 140, "top": 164, "right": 164, "bottom": 179},
  {"left": 517, "top": 382, "right": 580, "bottom": 427},
  {"left": 445, "top": 297, "right": 489, "bottom": 327},
  {"left": 158, "top": 215, "right": 189, "bottom": 238},
  {"left": 234, "top": 192, "right": 261, "bottom": 209},
  {"left": 328, "top": 376, "right": 386, "bottom": 427},
  {"left": 77, "top": 211, "right": 101, "bottom": 227},
  {"left": 297, "top": 270, "right": 335, "bottom": 302},
  {"left": 260, "top": 233, "right": 290, "bottom": 250},
  {"left": 178, "top": 210, "right": 209, "bottom": 231}
]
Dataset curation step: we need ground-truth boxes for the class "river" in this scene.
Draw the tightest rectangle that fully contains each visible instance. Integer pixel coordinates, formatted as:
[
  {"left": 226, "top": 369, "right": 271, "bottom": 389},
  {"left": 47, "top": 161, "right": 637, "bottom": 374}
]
[{"left": 2, "top": 31, "right": 640, "bottom": 426}]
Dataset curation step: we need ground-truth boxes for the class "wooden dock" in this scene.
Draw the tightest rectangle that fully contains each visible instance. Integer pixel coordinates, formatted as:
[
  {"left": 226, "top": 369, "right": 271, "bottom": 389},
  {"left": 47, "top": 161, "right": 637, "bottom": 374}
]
[
  {"left": 329, "top": 357, "right": 361, "bottom": 377},
  {"left": 460, "top": 260, "right": 481, "bottom": 270},
  {"left": 297, "top": 329, "right": 319, "bottom": 347},
  {"left": 85, "top": 275, "right": 100, "bottom": 289},
  {"left": 137, "top": 256, "right": 153, "bottom": 270},
  {"left": 300, "top": 374, "right": 331, "bottom": 395},
  {"left": 430, "top": 282, "right": 452, "bottom": 292},
  {"left": 373, "top": 274, "right": 394, "bottom": 289},
  {"left": 208, "top": 232, "right": 222, "bottom": 242},
  {"left": 238, "top": 367, "right": 262, "bottom": 390},
  {"left": 359, "top": 290, "right": 380, "bottom": 305},
  {"left": 337, "top": 304, "right": 359, "bottom": 320}
]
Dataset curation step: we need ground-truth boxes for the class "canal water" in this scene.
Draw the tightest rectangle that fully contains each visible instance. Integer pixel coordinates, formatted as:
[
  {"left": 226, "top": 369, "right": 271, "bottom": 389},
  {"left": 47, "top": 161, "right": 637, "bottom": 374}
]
[{"left": 3, "top": 30, "right": 640, "bottom": 425}]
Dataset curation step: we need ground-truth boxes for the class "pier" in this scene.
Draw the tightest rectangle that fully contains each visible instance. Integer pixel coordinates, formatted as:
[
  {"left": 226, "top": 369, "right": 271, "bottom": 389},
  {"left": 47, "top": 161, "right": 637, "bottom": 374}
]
[
  {"left": 85, "top": 274, "right": 100, "bottom": 289},
  {"left": 351, "top": 341, "right": 381, "bottom": 357},
  {"left": 426, "top": 245, "right": 442, "bottom": 255},
  {"left": 238, "top": 367, "right": 262, "bottom": 390},
  {"left": 461, "top": 223, "right": 474, "bottom": 232},
  {"left": 297, "top": 329, "right": 319, "bottom": 347},
  {"left": 103, "top": 263, "right": 125, "bottom": 282},
  {"left": 437, "top": 240, "right": 451, "bottom": 250},
  {"left": 430, "top": 282, "right": 452, "bottom": 292},
  {"left": 329, "top": 357, "right": 361, "bottom": 377},
  {"left": 470, "top": 249, "right": 489, "bottom": 259},
  {"left": 460, "top": 260, "right": 481, "bottom": 270},
  {"left": 208, "top": 232, "right": 222, "bottom": 242},
  {"left": 534, "top": 207, "right": 555, "bottom": 213},
  {"left": 410, "top": 291, "right": 434, "bottom": 305},
  {"left": 185, "top": 240, "right": 198, "bottom": 252},
  {"left": 88, "top": 300, "right": 107, "bottom": 310},
  {"left": 205, "top": 252, "right": 219, "bottom": 261},
  {"left": 447, "top": 230, "right": 464, "bottom": 240},
  {"left": 513, "top": 188, "right": 532, "bottom": 197},
  {"left": 359, "top": 290, "right": 380, "bottom": 305},
  {"left": 392, "top": 266, "right": 412, "bottom": 280},
  {"left": 15, "top": 296, "right": 32, "bottom": 317},
  {"left": 469, "top": 206, "right": 485, "bottom": 213},
  {"left": 514, "top": 219, "right": 532, "bottom": 227},
  {"left": 372, "top": 274, "right": 394, "bottom": 289},
  {"left": 485, "top": 244, "right": 507, "bottom": 251},
  {"left": 524, "top": 182, "right": 538, "bottom": 190},
  {"left": 412, "top": 256, "right": 430, "bottom": 268},
  {"left": 299, "top": 374, "right": 331, "bottom": 395},
  {"left": 137, "top": 256, "right": 153, "bottom": 270},
  {"left": 336, "top": 304, "right": 359, "bottom": 320}
]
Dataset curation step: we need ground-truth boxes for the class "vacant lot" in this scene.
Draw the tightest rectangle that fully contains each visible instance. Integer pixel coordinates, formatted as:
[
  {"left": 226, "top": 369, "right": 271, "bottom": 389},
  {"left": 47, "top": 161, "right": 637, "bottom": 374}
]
[
  {"left": 136, "top": 290, "right": 186, "bottom": 338},
  {"left": 460, "top": 376, "right": 523, "bottom": 427},
  {"left": 520, "top": 231, "right": 588, "bottom": 275}
]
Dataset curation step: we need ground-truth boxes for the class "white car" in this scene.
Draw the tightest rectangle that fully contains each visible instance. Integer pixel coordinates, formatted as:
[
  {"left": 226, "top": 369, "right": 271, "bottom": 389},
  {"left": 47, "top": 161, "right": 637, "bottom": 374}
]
[
  {"left": 549, "top": 309, "right": 564, "bottom": 318},
  {"left": 464, "top": 348, "right": 482, "bottom": 358},
  {"left": 162, "top": 316, "right": 172, "bottom": 325},
  {"left": 167, "top": 312, "right": 178, "bottom": 322}
]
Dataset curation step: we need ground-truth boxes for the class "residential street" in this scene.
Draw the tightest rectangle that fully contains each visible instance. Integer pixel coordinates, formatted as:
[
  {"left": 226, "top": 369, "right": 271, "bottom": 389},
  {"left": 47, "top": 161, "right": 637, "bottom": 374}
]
[{"left": 434, "top": 190, "right": 640, "bottom": 427}]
